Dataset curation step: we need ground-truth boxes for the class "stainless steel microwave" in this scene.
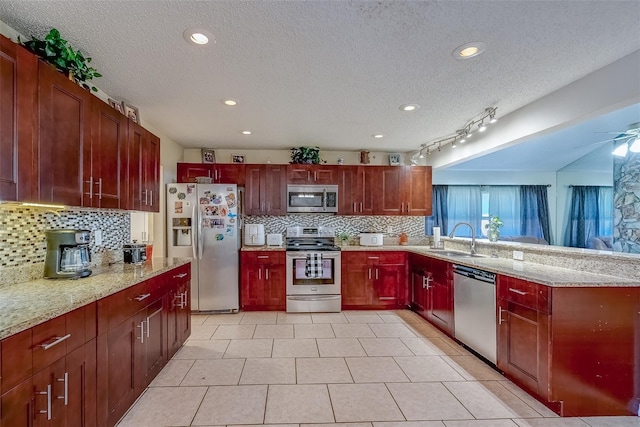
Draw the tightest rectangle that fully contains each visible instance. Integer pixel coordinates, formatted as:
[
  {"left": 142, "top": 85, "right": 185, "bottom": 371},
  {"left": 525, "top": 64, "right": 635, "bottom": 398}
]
[{"left": 287, "top": 185, "right": 339, "bottom": 213}]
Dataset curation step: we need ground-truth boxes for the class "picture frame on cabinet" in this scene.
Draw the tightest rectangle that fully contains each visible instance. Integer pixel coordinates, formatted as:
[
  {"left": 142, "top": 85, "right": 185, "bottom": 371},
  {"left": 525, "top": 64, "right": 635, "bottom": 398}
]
[
  {"left": 108, "top": 98, "right": 125, "bottom": 115},
  {"left": 231, "top": 153, "right": 245, "bottom": 164},
  {"left": 124, "top": 103, "right": 140, "bottom": 123},
  {"left": 389, "top": 153, "right": 401, "bottom": 166},
  {"left": 202, "top": 149, "right": 216, "bottom": 164}
]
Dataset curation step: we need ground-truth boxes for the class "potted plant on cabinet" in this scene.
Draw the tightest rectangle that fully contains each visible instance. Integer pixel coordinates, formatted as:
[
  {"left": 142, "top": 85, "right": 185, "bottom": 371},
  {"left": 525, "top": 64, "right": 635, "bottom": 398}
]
[
  {"left": 20, "top": 28, "right": 102, "bottom": 91},
  {"left": 290, "top": 146, "right": 326, "bottom": 164}
]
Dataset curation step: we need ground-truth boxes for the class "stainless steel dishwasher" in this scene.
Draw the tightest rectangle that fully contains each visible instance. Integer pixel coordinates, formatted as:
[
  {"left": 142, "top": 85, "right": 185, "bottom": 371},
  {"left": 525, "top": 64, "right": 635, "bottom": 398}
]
[{"left": 453, "top": 264, "right": 497, "bottom": 364}]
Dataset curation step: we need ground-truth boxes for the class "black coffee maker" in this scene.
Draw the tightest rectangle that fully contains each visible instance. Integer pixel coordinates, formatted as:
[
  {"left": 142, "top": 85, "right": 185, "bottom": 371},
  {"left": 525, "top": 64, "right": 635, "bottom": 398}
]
[{"left": 44, "top": 229, "right": 92, "bottom": 279}]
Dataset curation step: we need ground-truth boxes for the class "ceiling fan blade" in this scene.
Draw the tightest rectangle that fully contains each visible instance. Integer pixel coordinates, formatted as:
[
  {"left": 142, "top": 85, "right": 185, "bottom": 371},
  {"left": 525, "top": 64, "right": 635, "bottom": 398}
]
[{"left": 570, "top": 135, "right": 628, "bottom": 149}]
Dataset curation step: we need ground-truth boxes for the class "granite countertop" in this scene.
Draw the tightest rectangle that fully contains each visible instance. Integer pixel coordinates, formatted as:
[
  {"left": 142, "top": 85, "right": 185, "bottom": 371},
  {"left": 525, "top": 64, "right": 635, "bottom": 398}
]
[{"left": 0, "top": 258, "right": 191, "bottom": 340}]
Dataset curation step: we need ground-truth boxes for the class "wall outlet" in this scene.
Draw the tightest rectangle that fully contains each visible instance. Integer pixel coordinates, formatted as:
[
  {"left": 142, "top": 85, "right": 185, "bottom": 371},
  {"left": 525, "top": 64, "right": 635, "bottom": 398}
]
[
  {"left": 387, "top": 226, "right": 393, "bottom": 234},
  {"left": 94, "top": 229, "right": 103, "bottom": 246},
  {"left": 512, "top": 250, "right": 524, "bottom": 261}
]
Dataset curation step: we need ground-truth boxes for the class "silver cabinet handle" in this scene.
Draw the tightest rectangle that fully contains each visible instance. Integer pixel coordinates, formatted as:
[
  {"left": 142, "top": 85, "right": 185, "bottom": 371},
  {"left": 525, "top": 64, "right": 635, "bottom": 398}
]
[
  {"left": 307, "top": 171, "right": 311, "bottom": 181},
  {"left": 368, "top": 268, "right": 372, "bottom": 280},
  {"left": 379, "top": 297, "right": 395, "bottom": 300},
  {"left": 173, "top": 273, "right": 188, "bottom": 278},
  {"left": 353, "top": 202, "right": 357, "bottom": 213},
  {"left": 367, "top": 256, "right": 379, "bottom": 259},
  {"left": 509, "top": 288, "right": 527, "bottom": 296},
  {"left": 401, "top": 202, "right": 405, "bottom": 213},
  {"left": 407, "top": 202, "right": 410, "bottom": 213},
  {"left": 150, "top": 190, "right": 153, "bottom": 206},
  {"left": 40, "top": 333, "right": 71, "bottom": 350},
  {"left": 265, "top": 268, "right": 269, "bottom": 280},
  {"left": 360, "top": 202, "right": 363, "bottom": 212},
  {"left": 85, "top": 176, "right": 93, "bottom": 200},
  {"left": 423, "top": 275, "right": 432, "bottom": 289},
  {"left": 180, "top": 291, "right": 188, "bottom": 309},
  {"left": 498, "top": 306, "right": 506, "bottom": 325},
  {"left": 257, "top": 255, "right": 269, "bottom": 259},
  {"left": 36, "top": 384, "right": 52, "bottom": 420},
  {"left": 258, "top": 268, "right": 262, "bottom": 280},
  {"left": 375, "top": 268, "right": 379, "bottom": 280},
  {"left": 134, "top": 293, "right": 151, "bottom": 301},
  {"left": 137, "top": 321, "right": 146, "bottom": 343},
  {"left": 57, "top": 372, "right": 68, "bottom": 405},
  {"left": 95, "top": 178, "right": 102, "bottom": 200},
  {"left": 314, "top": 171, "right": 317, "bottom": 181}
]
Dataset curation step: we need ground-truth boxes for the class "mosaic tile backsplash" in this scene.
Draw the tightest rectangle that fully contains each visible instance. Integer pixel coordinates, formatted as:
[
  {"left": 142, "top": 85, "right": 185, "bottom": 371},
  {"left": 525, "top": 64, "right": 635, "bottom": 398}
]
[
  {"left": 0, "top": 206, "right": 130, "bottom": 269},
  {"left": 614, "top": 151, "right": 640, "bottom": 253}
]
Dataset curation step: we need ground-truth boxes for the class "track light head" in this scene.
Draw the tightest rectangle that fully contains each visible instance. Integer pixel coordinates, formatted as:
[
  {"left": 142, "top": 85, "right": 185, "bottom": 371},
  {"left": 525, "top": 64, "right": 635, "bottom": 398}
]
[
  {"left": 612, "top": 141, "right": 629, "bottom": 157},
  {"left": 478, "top": 121, "right": 486, "bottom": 132}
]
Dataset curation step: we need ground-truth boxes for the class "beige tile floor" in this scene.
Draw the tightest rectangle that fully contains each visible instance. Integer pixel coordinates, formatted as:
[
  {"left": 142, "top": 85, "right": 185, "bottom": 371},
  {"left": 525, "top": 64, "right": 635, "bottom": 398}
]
[{"left": 117, "top": 310, "right": 639, "bottom": 427}]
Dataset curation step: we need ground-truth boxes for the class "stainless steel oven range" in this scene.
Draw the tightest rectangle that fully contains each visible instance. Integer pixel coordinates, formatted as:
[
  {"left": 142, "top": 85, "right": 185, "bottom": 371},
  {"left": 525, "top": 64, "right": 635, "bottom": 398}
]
[{"left": 285, "top": 226, "right": 342, "bottom": 313}]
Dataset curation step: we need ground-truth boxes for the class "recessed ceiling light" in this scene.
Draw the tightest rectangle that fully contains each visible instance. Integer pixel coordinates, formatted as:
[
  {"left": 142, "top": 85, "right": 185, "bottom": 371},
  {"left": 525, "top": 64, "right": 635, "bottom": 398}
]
[
  {"left": 183, "top": 28, "right": 214, "bottom": 45},
  {"left": 373, "top": 134, "right": 384, "bottom": 139},
  {"left": 224, "top": 99, "right": 237, "bottom": 106},
  {"left": 241, "top": 131, "right": 252, "bottom": 135},
  {"left": 453, "top": 42, "right": 486, "bottom": 59},
  {"left": 400, "top": 104, "right": 420, "bottom": 112}
]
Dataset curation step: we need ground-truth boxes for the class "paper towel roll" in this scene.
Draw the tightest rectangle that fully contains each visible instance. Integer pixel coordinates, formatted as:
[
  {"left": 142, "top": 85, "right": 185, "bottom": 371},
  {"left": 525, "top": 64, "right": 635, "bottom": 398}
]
[{"left": 433, "top": 227, "right": 441, "bottom": 243}]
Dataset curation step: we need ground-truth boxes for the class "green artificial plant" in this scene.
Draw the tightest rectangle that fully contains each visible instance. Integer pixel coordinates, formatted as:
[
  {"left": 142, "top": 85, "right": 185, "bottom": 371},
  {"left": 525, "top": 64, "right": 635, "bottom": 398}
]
[
  {"left": 290, "top": 146, "right": 325, "bottom": 164},
  {"left": 20, "top": 28, "right": 102, "bottom": 91}
]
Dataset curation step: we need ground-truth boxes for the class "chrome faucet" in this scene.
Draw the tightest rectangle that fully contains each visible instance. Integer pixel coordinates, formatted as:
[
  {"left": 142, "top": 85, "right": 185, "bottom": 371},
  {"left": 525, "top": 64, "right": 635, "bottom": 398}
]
[{"left": 448, "top": 222, "right": 476, "bottom": 254}]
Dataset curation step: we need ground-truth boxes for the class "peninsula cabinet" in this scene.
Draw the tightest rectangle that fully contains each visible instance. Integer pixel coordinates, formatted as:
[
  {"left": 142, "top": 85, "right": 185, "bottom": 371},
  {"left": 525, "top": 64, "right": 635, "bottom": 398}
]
[
  {"left": 176, "top": 162, "right": 246, "bottom": 185},
  {"left": 341, "top": 251, "right": 406, "bottom": 309},
  {"left": 409, "top": 253, "right": 453, "bottom": 335},
  {"left": 287, "top": 164, "right": 337, "bottom": 185},
  {"left": 244, "top": 164, "right": 287, "bottom": 215},
  {"left": 497, "top": 275, "right": 640, "bottom": 416},
  {"left": 0, "top": 34, "right": 37, "bottom": 202},
  {"left": 240, "top": 251, "right": 286, "bottom": 310}
]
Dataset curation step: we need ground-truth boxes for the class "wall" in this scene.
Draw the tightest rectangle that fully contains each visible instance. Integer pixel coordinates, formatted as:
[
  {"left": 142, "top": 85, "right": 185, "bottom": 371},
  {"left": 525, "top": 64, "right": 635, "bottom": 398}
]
[
  {"left": 0, "top": 206, "right": 130, "bottom": 285},
  {"left": 613, "top": 151, "right": 640, "bottom": 252}
]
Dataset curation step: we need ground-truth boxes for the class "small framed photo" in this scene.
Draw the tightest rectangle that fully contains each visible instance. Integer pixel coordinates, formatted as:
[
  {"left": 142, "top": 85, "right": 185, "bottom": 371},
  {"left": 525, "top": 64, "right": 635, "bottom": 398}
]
[
  {"left": 124, "top": 103, "right": 140, "bottom": 123},
  {"left": 231, "top": 154, "right": 245, "bottom": 164},
  {"left": 202, "top": 149, "right": 216, "bottom": 164},
  {"left": 108, "top": 98, "right": 125, "bottom": 115},
  {"left": 389, "top": 153, "right": 401, "bottom": 166}
]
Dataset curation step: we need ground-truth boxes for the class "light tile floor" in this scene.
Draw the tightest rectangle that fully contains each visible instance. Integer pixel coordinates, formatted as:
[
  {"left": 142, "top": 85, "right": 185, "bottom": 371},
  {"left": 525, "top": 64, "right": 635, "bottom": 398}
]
[{"left": 117, "top": 310, "right": 639, "bottom": 427}]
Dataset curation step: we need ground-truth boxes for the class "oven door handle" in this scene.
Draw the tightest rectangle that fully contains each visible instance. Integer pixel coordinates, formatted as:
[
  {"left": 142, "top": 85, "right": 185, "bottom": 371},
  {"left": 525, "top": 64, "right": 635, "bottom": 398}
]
[
  {"left": 287, "top": 295, "right": 341, "bottom": 301},
  {"left": 286, "top": 253, "right": 340, "bottom": 259}
]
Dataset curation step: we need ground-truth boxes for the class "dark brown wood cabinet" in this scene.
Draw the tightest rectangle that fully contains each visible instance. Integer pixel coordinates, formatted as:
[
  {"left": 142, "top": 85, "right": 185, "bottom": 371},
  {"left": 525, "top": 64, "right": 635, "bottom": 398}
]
[
  {"left": 244, "top": 164, "right": 287, "bottom": 215},
  {"left": 127, "top": 121, "right": 160, "bottom": 212},
  {"left": 341, "top": 251, "right": 406, "bottom": 309},
  {"left": 404, "top": 166, "right": 432, "bottom": 216},
  {"left": 240, "top": 251, "right": 286, "bottom": 310},
  {"left": 176, "top": 162, "right": 245, "bottom": 185},
  {"left": 0, "top": 35, "right": 37, "bottom": 202},
  {"left": 86, "top": 97, "right": 128, "bottom": 209},
  {"left": 409, "top": 253, "right": 453, "bottom": 334},
  {"left": 287, "top": 165, "right": 337, "bottom": 184},
  {"left": 338, "top": 166, "right": 376, "bottom": 215},
  {"left": 375, "top": 166, "right": 432, "bottom": 216},
  {"left": 166, "top": 269, "right": 191, "bottom": 359}
]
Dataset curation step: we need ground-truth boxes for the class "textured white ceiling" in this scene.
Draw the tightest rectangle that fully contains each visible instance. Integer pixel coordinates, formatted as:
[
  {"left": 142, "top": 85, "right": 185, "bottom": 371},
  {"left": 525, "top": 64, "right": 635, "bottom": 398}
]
[{"left": 1, "top": 0, "right": 639, "bottom": 157}]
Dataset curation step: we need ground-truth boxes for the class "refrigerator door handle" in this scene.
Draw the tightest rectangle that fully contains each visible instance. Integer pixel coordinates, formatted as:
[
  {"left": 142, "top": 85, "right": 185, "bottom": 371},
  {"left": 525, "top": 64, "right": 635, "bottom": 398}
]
[
  {"left": 191, "top": 204, "right": 197, "bottom": 260},
  {"left": 198, "top": 206, "right": 204, "bottom": 260}
]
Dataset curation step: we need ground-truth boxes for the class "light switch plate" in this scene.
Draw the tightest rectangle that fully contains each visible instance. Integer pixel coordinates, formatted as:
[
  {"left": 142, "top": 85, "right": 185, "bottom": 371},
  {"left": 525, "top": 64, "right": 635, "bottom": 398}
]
[
  {"left": 94, "top": 229, "right": 102, "bottom": 246},
  {"left": 512, "top": 250, "right": 524, "bottom": 261}
]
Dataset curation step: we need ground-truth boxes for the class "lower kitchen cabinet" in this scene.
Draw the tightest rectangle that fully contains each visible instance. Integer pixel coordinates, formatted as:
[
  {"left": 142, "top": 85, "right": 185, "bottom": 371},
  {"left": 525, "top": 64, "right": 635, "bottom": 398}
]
[
  {"left": 341, "top": 252, "right": 406, "bottom": 309},
  {"left": 240, "top": 251, "right": 286, "bottom": 310},
  {"left": 167, "top": 276, "right": 191, "bottom": 359},
  {"left": 409, "top": 253, "right": 453, "bottom": 335}
]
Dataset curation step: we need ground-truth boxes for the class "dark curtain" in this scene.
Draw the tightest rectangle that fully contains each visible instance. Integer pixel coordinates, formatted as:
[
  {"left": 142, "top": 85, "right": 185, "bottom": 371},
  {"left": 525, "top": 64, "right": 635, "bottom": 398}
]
[
  {"left": 564, "top": 186, "right": 600, "bottom": 248},
  {"left": 425, "top": 185, "right": 448, "bottom": 235},
  {"left": 520, "top": 185, "right": 552, "bottom": 244}
]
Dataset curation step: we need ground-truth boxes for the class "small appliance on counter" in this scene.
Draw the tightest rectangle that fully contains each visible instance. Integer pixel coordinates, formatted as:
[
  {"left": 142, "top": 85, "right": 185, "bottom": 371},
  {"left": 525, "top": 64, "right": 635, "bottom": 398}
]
[
  {"left": 266, "top": 233, "right": 283, "bottom": 247},
  {"left": 359, "top": 232, "right": 384, "bottom": 246},
  {"left": 44, "top": 229, "right": 92, "bottom": 279},
  {"left": 123, "top": 243, "right": 147, "bottom": 264},
  {"left": 244, "top": 224, "right": 265, "bottom": 246}
]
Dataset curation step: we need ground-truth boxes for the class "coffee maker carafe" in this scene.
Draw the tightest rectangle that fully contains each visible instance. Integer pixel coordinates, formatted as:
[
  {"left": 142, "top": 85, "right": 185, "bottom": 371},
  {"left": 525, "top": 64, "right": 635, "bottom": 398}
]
[{"left": 44, "top": 229, "right": 92, "bottom": 279}]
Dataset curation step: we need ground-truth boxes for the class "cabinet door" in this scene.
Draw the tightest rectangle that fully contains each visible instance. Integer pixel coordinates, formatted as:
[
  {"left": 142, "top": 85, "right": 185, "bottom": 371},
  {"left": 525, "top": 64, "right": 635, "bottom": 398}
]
[
  {"left": 177, "top": 282, "right": 191, "bottom": 344},
  {"left": 38, "top": 61, "right": 91, "bottom": 206},
  {"left": 244, "top": 165, "right": 263, "bottom": 215},
  {"left": 166, "top": 288, "right": 181, "bottom": 358},
  {"left": 142, "top": 298, "right": 166, "bottom": 388},
  {"left": 32, "top": 357, "right": 65, "bottom": 427},
  {"left": 287, "top": 165, "right": 336, "bottom": 184},
  {"left": 1, "top": 378, "right": 32, "bottom": 427},
  {"left": 0, "top": 36, "right": 37, "bottom": 202},
  {"left": 405, "top": 166, "right": 432, "bottom": 216},
  {"left": 410, "top": 267, "right": 429, "bottom": 317},
  {"left": 66, "top": 340, "right": 97, "bottom": 427},
  {"left": 176, "top": 163, "right": 213, "bottom": 183},
  {"left": 427, "top": 262, "right": 453, "bottom": 334},
  {"left": 356, "top": 166, "right": 375, "bottom": 215},
  {"left": 263, "top": 165, "right": 286, "bottom": 214},
  {"left": 127, "top": 121, "right": 144, "bottom": 210},
  {"left": 341, "top": 253, "right": 371, "bottom": 307},
  {"left": 88, "top": 98, "right": 127, "bottom": 209},
  {"left": 215, "top": 164, "right": 245, "bottom": 185},
  {"left": 338, "top": 166, "right": 358, "bottom": 215},
  {"left": 240, "top": 263, "right": 263, "bottom": 309},
  {"left": 287, "top": 165, "right": 312, "bottom": 184},
  {"left": 143, "top": 131, "right": 160, "bottom": 212},
  {"left": 375, "top": 166, "right": 404, "bottom": 215},
  {"left": 374, "top": 264, "right": 404, "bottom": 308},
  {"left": 263, "top": 264, "right": 285, "bottom": 309}
]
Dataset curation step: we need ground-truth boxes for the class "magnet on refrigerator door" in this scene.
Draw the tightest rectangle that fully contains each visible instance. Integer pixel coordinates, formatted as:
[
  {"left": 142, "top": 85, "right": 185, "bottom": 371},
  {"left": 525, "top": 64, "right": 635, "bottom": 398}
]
[
  {"left": 169, "top": 186, "right": 177, "bottom": 194},
  {"left": 187, "top": 184, "right": 195, "bottom": 194},
  {"left": 215, "top": 234, "right": 224, "bottom": 241},
  {"left": 225, "top": 193, "right": 236, "bottom": 208},
  {"left": 174, "top": 201, "right": 183, "bottom": 213},
  {"left": 226, "top": 226, "right": 234, "bottom": 236}
]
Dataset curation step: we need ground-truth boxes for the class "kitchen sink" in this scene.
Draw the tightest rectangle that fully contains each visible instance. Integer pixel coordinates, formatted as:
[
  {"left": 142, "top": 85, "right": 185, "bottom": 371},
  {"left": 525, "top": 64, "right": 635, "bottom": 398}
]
[{"left": 437, "top": 251, "right": 485, "bottom": 258}]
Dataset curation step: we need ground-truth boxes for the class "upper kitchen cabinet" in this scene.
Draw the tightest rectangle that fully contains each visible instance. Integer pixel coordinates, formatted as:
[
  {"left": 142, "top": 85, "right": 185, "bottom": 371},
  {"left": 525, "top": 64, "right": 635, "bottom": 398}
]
[
  {"left": 376, "top": 166, "right": 432, "bottom": 216},
  {"left": 338, "top": 166, "right": 375, "bottom": 215},
  {"left": 176, "top": 162, "right": 245, "bottom": 185},
  {"left": 0, "top": 35, "right": 37, "bottom": 202},
  {"left": 38, "top": 59, "right": 92, "bottom": 206},
  {"left": 128, "top": 121, "right": 160, "bottom": 212},
  {"left": 287, "top": 164, "right": 337, "bottom": 185},
  {"left": 244, "top": 164, "right": 286, "bottom": 215},
  {"left": 86, "top": 97, "right": 128, "bottom": 209}
]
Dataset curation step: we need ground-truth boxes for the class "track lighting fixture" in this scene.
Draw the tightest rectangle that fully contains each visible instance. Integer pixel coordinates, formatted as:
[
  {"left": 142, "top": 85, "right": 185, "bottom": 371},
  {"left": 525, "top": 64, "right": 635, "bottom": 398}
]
[
  {"left": 413, "top": 107, "right": 498, "bottom": 154},
  {"left": 612, "top": 140, "right": 629, "bottom": 157},
  {"left": 629, "top": 136, "right": 640, "bottom": 153}
]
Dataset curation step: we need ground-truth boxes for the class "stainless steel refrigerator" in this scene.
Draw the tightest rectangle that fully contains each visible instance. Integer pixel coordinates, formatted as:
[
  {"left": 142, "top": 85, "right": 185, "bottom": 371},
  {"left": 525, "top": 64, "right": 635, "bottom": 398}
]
[{"left": 166, "top": 183, "right": 239, "bottom": 312}]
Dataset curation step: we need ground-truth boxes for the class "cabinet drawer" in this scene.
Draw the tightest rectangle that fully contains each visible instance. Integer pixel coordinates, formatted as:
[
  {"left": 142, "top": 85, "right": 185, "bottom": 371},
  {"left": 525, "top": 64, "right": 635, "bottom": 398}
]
[
  {"left": 342, "top": 252, "right": 368, "bottom": 264},
  {"left": 500, "top": 276, "right": 550, "bottom": 314},
  {"left": 32, "top": 315, "right": 67, "bottom": 372},
  {"left": 242, "top": 251, "right": 285, "bottom": 265},
  {"left": 165, "top": 263, "right": 190, "bottom": 289},
  {"left": 366, "top": 251, "right": 406, "bottom": 265},
  {"left": 1, "top": 329, "right": 32, "bottom": 393},
  {"left": 103, "top": 275, "right": 166, "bottom": 329}
]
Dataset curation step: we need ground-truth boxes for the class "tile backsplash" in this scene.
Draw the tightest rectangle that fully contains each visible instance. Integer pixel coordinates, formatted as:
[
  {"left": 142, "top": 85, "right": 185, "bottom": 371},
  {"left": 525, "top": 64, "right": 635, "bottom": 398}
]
[{"left": 0, "top": 206, "right": 130, "bottom": 270}]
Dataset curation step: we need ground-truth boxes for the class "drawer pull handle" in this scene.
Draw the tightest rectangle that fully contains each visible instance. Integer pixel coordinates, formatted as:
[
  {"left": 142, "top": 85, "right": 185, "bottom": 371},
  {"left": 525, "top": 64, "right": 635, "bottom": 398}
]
[
  {"left": 134, "top": 293, "right": 151, "bottom": 301},
  {"left": 498, "top": 306, "right": 506, "bottom": 325},
  {"left": 257, "top": 256, "right": 269, "bottom": 259},
  {"left": 173, "top": 273, "right": 188, "bottom": 278},
  {"left": 137, "top": 321, "right": 146, "bottom": 343},
  {"left": 379, "top": 297, "right": 395, "bottom": 300},
  {"left": 57, "top": 372, "right": 69, "bottom": 405},
  {"left": 40, "top": 333, "right": 71, "bottom": 350},
  {"left": 508, "top": 288, "right": 527, "bottom": 296},
  {"left": 36, "top": 384, "right": 52, "bottom": 420}
]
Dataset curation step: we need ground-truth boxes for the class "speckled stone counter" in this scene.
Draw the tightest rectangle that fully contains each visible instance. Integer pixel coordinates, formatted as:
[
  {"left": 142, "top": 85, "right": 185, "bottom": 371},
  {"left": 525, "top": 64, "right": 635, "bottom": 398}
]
[
  {"left": 340, "top": 245, "right": 638, "bottom": 287},
  {"left": 241, "top": 246, "right": 285, "bottom": 251},
  {"left": 0, "top": 258, "right": 191, "bottom": 340}
]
